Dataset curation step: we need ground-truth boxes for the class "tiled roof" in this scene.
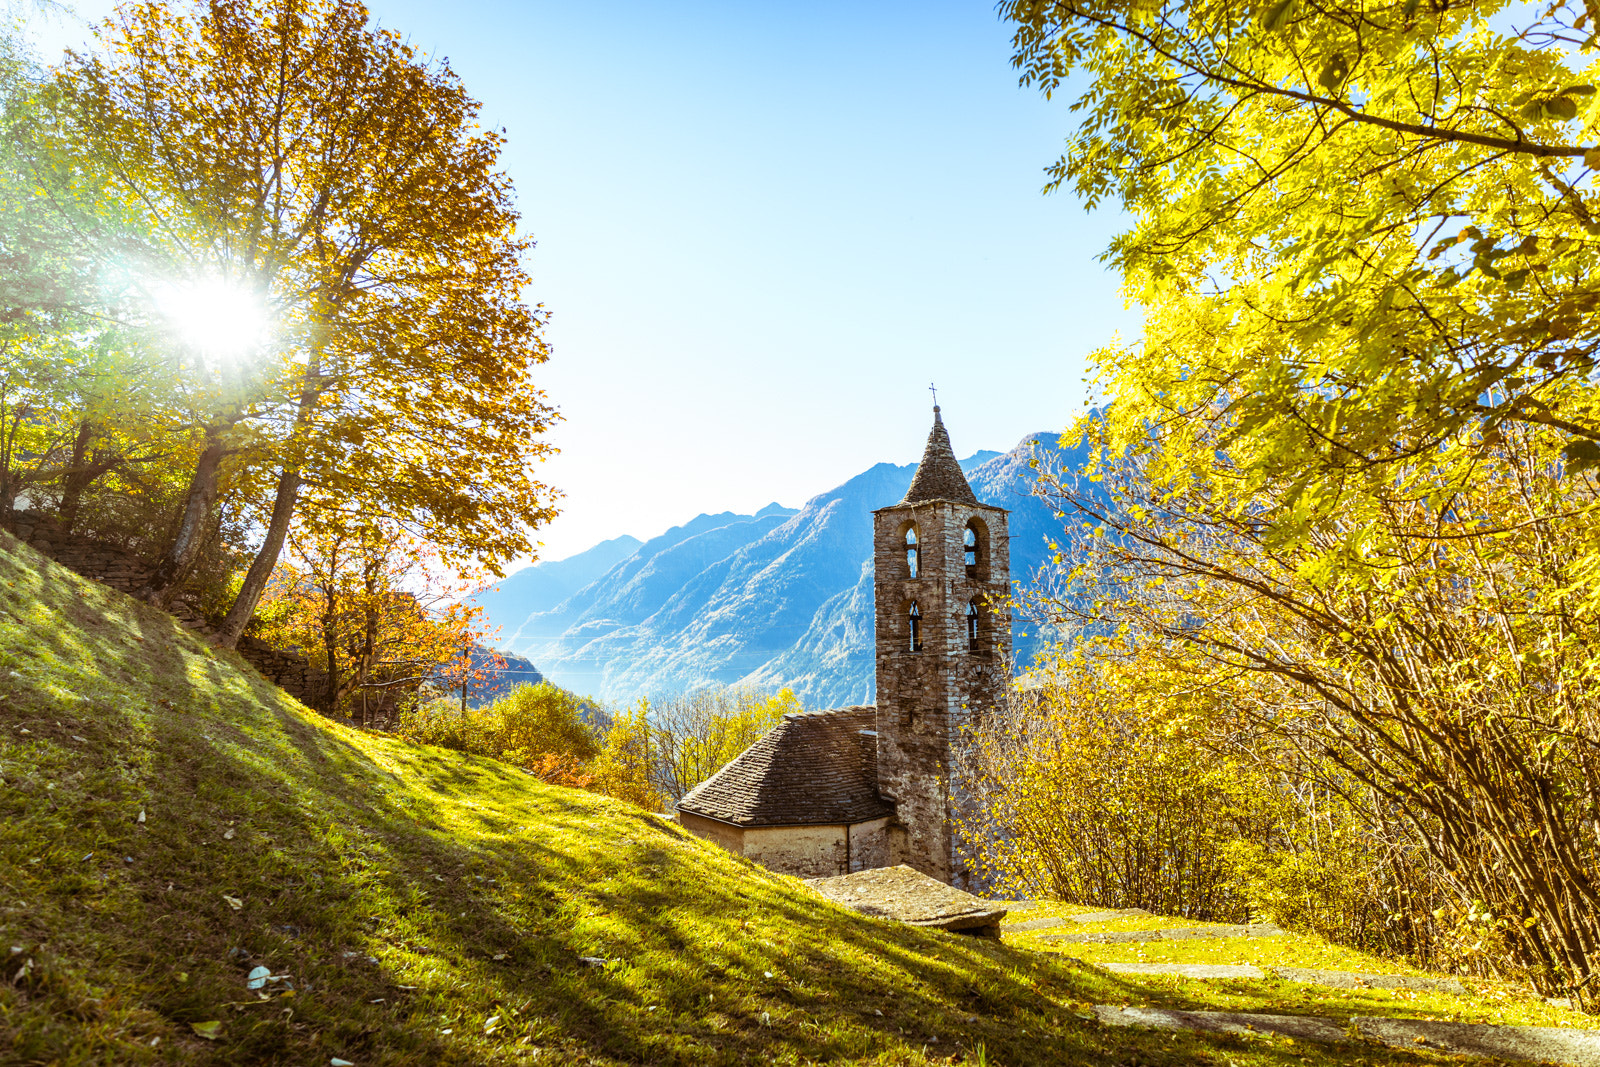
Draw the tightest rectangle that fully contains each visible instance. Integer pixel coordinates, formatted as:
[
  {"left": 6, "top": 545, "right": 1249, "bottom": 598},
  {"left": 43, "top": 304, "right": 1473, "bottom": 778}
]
[
  {"left": 676, "top": 706, "right": 895, "bottom": 827},
  {"left": 901, "top": 406, "right": 979, "bottom": 505}
]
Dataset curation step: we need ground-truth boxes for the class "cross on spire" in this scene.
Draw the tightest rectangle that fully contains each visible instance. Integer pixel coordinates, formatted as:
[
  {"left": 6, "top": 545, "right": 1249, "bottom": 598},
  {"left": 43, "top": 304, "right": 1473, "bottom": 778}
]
[{"left": 928, "top": 382, "right": 938, "bottom": 408}]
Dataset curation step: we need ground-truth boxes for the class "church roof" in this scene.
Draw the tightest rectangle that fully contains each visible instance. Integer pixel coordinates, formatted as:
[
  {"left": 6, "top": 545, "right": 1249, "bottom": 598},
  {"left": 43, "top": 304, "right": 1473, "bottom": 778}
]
[
  {"left": 676, "top": 706, "right": 895, "bottom": 827},
  {"left": 900, "top": 406, "right": 979, "bottom": 506}
]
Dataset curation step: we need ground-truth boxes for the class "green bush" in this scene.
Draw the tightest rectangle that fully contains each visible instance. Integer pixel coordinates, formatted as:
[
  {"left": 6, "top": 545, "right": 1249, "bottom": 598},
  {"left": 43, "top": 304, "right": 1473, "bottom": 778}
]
[{"left": 400, "top": 682, "right": 599, "bottom": 769}]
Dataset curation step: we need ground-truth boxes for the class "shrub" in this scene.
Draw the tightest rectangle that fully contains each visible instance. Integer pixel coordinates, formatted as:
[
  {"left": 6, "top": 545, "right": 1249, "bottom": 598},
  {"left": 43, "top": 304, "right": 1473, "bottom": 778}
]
[
  {"left": 399, "top": 681, "right": 599, "bottom": 774},
  {"left": 961, "top": 652, "right": 1270, "bottom": 920}
]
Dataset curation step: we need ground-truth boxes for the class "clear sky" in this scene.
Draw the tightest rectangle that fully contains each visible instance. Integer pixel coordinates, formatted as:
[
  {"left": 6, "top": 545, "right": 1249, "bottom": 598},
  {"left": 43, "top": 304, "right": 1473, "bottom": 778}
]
[{"left": 28, "top": 1, "right": 1137, "bottom": 564}]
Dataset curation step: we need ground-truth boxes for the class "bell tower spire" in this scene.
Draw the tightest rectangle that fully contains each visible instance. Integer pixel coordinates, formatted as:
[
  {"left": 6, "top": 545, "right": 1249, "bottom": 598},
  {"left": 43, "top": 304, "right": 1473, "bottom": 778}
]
[{"left": 872, "top": 403, "right": 1010, "bottom": 887}]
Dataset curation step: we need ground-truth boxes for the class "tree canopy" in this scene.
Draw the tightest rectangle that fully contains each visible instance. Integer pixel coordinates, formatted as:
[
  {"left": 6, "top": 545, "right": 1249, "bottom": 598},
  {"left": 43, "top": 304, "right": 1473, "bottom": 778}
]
[
  {"left": 1005, "top": 0, "right": 1600, "bottom": 557},
  {"left": 37, "top": 0, "right": 558, "bottom": 639},
  {"left": 999, "top": 0, "right": 1600, "bottom": 1006}
]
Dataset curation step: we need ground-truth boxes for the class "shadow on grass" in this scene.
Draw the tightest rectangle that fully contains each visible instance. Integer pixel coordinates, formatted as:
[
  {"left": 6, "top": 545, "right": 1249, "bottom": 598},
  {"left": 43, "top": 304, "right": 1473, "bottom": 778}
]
[{"left": 0, "top": 531, "right": 1442, "bottom": 1066}]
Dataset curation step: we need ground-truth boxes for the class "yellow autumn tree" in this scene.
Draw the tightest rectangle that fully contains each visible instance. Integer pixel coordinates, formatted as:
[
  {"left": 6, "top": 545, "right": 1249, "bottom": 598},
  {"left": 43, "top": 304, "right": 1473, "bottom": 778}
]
[
  {"left": 588, "top": 700, "right": 664, "bottom": 812},
  {"left": 647, "top": 687, "right": 799, "bottom": 804},
  {"left": 43, "top": 0, "right": 557, "bottom": 639},
  {"left": 255, "top": 512, "right": 494, "bottom": 723}
]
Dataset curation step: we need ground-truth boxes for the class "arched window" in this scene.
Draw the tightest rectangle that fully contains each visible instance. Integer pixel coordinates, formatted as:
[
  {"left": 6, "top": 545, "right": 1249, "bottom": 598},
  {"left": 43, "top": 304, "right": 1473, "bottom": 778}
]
[
  {"left": 967, "top": 600, "right": 980, "bottom": 652},
  {"left": 905, "top": 525, "right": 919, "bottom": 578},
  {"left": 963, "top": 525, "right": 978, "bottom": 575},
  {"left": 908, "top": 600, "right": 923, "bottom": 652}
]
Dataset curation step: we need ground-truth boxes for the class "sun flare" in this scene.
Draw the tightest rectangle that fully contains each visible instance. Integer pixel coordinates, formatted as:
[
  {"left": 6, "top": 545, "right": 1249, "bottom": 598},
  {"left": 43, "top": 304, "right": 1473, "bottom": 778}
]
[{"left": 154, "top": 279, "right": 271, "bottom": 363}]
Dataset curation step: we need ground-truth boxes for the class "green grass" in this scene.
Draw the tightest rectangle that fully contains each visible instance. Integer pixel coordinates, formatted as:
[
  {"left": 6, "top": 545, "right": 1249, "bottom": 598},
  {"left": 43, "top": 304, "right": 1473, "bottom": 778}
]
[
  {"left": 1005, "top": 899, "right": 1597, "bottom": 1031},
  {"left": 0, "top": 529, "right": 1541, "bottom": 1065}
]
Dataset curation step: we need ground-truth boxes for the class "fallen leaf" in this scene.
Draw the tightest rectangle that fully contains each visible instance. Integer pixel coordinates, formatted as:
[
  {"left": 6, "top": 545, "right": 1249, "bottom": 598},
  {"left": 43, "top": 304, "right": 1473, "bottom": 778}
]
[
  {"left": 71, "top": 735, "right": 87, "bottom": 743},
  {"left": 223, "top": 829, "right": 235, "bottom": 840},
  {"left": 190, "top": 1020, "right": 223, "bottom": 1040},
  {"left": 331, "top": 1059, "right": 355, "bottom": 1067},
  {"left": 137, "top": 809, "right": 145, "bottom": 824},
  {"left": 222, "top": 895, "right": 243, "bottom": 911},
  {"left": 485, "top": 1015, "right": 500, "bottom": 1032},
  {"left": 492, "top": 953, "right": 507, "bottom": 961},
  {"left": 246, "top": 965, "right": 270, "bottom": 990}
]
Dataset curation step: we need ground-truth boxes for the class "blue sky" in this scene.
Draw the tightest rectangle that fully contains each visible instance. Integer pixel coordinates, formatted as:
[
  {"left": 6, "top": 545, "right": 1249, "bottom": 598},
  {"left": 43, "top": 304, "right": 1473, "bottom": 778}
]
[{"left": 30, "top": 1, "right": 1137, "bottom": 563}]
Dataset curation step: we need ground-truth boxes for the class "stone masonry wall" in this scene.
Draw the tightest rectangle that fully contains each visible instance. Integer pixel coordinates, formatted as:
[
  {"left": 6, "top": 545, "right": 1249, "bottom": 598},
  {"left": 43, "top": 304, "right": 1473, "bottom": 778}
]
[
  {"left": 872, "top": 499, "right": 1010, "bottom": 885},
  {"left": 3, "top": 514, "right": 333, "bottom": 713},
  {"left": 678, "top": 813, "right": 893, "bottom": 878},
  {"left": 743, "top": 824, "right": 850, "bottom": 879}
]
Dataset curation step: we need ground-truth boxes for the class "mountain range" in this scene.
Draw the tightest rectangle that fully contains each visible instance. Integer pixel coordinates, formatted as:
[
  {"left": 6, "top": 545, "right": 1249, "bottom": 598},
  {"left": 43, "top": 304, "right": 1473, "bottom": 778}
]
[{"left": 476, "top": 431, "right": 1078, "bottom": 708}]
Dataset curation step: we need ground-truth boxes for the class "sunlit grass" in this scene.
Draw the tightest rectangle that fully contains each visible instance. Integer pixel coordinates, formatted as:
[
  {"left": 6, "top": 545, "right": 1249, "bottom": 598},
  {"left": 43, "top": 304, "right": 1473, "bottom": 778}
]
[
  {"left": 0, "top": 531, "right": 1496, "bottom": 1064},
  {"left": 1007, "top": 906, "right": 1595, "bottom": 1031}
]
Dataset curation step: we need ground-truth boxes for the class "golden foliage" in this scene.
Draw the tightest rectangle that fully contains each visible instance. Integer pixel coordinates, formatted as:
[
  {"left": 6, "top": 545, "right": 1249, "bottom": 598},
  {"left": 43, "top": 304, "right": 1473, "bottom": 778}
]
[{"left": 399, "top": 682, "right": 600, "bottom": 774}]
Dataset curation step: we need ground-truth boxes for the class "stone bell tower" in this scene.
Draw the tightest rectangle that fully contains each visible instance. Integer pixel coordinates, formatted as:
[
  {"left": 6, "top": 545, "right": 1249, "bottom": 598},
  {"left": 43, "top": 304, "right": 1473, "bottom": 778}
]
[{"left": 873, "top": 405, "right": 1010, "bottom": 885}]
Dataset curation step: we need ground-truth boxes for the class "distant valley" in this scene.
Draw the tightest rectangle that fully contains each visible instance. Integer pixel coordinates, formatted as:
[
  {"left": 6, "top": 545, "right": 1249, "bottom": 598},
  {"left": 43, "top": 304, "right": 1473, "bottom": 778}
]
[{"left": 476, "top": 432, "right": 1078, "bottom": 708}]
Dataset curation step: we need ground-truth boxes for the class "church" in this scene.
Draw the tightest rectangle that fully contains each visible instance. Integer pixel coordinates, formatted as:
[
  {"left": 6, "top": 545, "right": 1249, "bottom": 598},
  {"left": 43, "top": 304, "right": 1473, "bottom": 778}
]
[{"left": 676, "top": 406, "right": 1010, "bottom": 887}]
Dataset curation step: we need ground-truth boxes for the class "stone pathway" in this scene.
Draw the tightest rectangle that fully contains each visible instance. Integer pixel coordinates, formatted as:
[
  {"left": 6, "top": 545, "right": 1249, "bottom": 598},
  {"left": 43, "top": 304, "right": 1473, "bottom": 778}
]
[
  {"left": 1067, "top": 908, "right": 1152, "bottom": 923},
  {"left": 1039, "top": 923, "right": 1285, "bottom": 945},
  {"left": 1271, "top": 966, "right": 1467, "bottom": 995},
  {"left": 1094, "top": 1004, "right": 1600, "bottom": 1065},
  {"left": 1085, "top": 960, "right": 1467, "bottom": 994},
  {"left": 1354, "top": 1016, "right": 1600, "bottom": 1063},
  {"left": 1002, "top": 901, "right": 1599, "bottom": 1063},
  {"left": 1092, "top": 1004, "right": 1347, "bottom": 1043},
  {"left": 1103, "top": 962, "right": 1264, "bottom": 979}
]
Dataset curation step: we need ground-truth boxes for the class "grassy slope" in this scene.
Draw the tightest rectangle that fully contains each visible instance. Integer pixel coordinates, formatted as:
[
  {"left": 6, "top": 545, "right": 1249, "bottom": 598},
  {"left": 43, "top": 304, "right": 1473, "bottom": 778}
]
[
  {"left": 1005, "top": 906, "right": 1598, "bottom": 1032},
  {"left": 0, "top": 530, "right": 1493, "bottom": 1066}
]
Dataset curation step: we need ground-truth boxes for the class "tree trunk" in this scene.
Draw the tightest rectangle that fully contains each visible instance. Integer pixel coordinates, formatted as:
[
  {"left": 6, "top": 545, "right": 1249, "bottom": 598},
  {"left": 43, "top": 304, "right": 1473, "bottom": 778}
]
[
  {"left": 57, "top": 420, "right": 115, "bottom": 533},
  {"left": 359, "top": 559, "right": 379, "bottom": 726},
  {"left": 139, "top": 426, "right": 228, "bottom": 607},
  {"left": 216, "top": 466, "right": 302, "bottom": 648},
  {"left": 322, "top": 580, "right": 340, "bottom": 713}
]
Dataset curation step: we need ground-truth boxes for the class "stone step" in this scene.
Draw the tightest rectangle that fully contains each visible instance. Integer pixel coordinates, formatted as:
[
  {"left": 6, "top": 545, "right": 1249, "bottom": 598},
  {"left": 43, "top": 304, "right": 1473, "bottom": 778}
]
[
  {"left": 1104, "top": 962, "right": 1265, "bottom": 979},
  {"left": 1355, "top": 1015, "right": 1600, "bottom": 1064},
  {"left": 1089, "top": 961, "right": 1467, "bottom": 993},
  {"left": 1040, "top": 923, "right": 1285, "bottom": 945},
  {"left": 1272, "top": 966, "right": 1467, "bottom": 995},
  {"left": 1092, "top": 1004, "right": 1345, "bottom": 1043},
  {"left": 1004, "top": 916, "right": 1065, "bottom": 932},
  {"left": 1093, "top": 1004, "right": 1600, "bottom": 1065},
  {"left": 1068, "top": 908, "right": 1153, "bottom": 923}
]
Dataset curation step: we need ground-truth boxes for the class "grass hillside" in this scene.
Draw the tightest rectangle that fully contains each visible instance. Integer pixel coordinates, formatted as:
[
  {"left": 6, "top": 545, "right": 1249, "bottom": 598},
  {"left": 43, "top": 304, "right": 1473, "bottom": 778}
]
[{"left": 0, "top": 530, "right": 1493, "bottom": 1065}]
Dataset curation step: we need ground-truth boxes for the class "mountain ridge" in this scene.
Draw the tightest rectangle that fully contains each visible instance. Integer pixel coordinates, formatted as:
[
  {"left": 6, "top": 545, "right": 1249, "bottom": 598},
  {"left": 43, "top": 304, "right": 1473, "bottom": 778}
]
[{"left": 485, "top": 434, "right": 1074, "bottom": 706}]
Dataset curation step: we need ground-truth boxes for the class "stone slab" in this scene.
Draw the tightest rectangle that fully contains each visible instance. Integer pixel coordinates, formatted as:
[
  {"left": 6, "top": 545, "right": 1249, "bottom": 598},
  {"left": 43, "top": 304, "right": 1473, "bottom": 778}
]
[
  {"left": 807, "top": 864, "right": 1006, "bottom": 935},
  {"left": 1103, "top": 963, "right": 1265, "bottom": 979},
  {"left": 1041, "top": 930, "right": 1152, "bottom": 944},
  {"left": 1068, "top": 908, "right": 1153, "bottom": 923},
  {"left": 1355, "top": 1016, "right": 1600, "bottom": 1065},
  {"left": 1041, "top": 923, "right": 1284, "bottom": 945},
  {"left": 1004, "top": 917, "right": 1065, "bottom": 932},
  {"left": 1161, "top": 923, "right": 1285, "bottom": 941},
  {"left": 1272, "top": 967, "right": 1466, "bottom": 995},
  {"left": 1092, "top": 1005, "right": 1347, "bottom": 1044}
]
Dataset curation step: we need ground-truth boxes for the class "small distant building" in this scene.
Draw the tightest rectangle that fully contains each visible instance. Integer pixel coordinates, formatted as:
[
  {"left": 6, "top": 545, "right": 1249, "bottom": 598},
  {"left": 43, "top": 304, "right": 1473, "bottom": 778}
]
[{"left": 676, "top": 405, "right": 1010, "bottom": 886}]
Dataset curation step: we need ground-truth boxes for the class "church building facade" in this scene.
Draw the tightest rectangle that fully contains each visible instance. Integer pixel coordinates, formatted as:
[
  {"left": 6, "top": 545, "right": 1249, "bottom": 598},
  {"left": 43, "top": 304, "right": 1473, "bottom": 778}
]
[{"left": 676, "top": 406, "right": 1010, "bottom": 886}]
